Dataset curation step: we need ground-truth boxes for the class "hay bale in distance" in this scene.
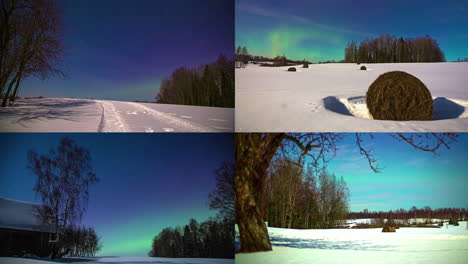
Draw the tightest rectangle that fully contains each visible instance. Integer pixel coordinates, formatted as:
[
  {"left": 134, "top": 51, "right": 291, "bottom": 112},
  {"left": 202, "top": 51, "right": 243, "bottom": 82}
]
[
  {"left": 360, "top": 66, "right": 367, "bottom": 70},
  {"left": 288, "top": 67, "right": 297, "bottom": 72},
  {"left": 366, "top": 71, "right": 433, "bottom": 121},
  {"left": 382, "top": 226, "right": 396, "bottom": 232},
  {"left": 303, "top": 63, "right": 309, "bottom": 68}
]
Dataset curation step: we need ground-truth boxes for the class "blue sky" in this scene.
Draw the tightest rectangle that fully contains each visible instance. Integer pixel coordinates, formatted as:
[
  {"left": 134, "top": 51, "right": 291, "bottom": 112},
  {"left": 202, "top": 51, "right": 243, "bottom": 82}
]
[
  {"left": 236, "top": 0, "right": 468, "bottom": 62},
  {"left": 0, "top": 133, "right": 234, "bottom": 256},
  {"left": 21, "top": 0, "right": 234, "bottom": 101},
  {"left": 320, "top": 133, "right": 468, "bottom": 212}
]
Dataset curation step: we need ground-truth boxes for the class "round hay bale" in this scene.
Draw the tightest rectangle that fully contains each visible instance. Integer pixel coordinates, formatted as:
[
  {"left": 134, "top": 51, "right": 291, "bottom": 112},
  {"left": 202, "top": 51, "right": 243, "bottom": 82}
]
[
  {"left": 288, "top": 67, "right": 297, "bottom": 72},
  {"left": 357, "top": 62, "right": 361, "bottom": 65},
  {"left": 303, "top": 63, "right": 309, "bottom": 68},
  {"left": 360, "top": 66, "right": 367, "bottom": 70},
  {"left": 382, "top": 226, "right": 396, "bottom": 232},
  {"left": 366, "top": 71, "right": 433, "bottom": 121}
]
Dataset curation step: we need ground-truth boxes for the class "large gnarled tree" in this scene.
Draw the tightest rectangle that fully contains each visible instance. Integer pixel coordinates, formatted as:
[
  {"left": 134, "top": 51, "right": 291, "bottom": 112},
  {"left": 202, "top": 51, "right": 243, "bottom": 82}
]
[{"left": 235, "top": 133, "right": 457, "bottom": 253}]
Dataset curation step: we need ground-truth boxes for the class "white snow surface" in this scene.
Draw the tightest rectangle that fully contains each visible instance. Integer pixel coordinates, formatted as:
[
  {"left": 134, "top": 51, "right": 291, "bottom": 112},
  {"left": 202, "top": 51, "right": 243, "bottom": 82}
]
[
  {"left": 0, "top": 256, "right": 234, "bottom": 264},
  {"left": 236, "top": 62, "right": 468, "bottom": 132},
  {"left": 236, "top": 222, "right": 468, "bottom": 264},
  {"left": 0, "top": 98, "right": 233, "bottom": 132}
]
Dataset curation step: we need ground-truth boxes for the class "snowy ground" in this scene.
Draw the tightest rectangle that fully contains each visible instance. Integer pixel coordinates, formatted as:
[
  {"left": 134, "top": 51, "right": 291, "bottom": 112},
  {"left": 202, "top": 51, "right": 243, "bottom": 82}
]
[
  {"left": 236, "top": 222, "right": 468, "bottom": 264},
  {"left": 236, "top": 62, "right": 468, "bottom": 132},
  {"left": 0, "top": 256, "right": 234, "bottom": 264},
  {"left": 0, "top": 98, "right": 234, "bottom": 132}
]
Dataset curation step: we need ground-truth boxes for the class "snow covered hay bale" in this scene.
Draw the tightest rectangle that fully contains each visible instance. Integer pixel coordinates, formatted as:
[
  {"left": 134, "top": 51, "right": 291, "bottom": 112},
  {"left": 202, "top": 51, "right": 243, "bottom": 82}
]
[
  {"left": 288, "top": 67, "right": 297, "bottom": 72},
  {"left": 360, "top": 66, "right": 367, "bottom": 70},
  {"left": 366, "top": 71, "right": 433, "bottom": 121},
  {"left": 382, "top": 226, "right": 396, "bottom": 232}
]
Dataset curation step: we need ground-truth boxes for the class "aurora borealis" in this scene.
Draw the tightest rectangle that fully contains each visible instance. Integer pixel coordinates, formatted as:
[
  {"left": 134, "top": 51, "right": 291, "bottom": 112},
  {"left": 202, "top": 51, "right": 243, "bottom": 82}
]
[
  {"left": 236, "top": 0, "right": 468, "bottom": 62},
  {"left": 21, "top": 0, "right": 234, "bottom": 101},
  {"left": 0, "top": 133, "right": 234, "bottom": 256}
]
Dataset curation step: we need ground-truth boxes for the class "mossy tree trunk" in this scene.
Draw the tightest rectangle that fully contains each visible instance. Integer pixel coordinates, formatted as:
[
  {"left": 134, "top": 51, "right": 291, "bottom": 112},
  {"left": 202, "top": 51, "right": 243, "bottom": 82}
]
[{"left": 235, "top": 133, "right": 284, "bottom": 252}]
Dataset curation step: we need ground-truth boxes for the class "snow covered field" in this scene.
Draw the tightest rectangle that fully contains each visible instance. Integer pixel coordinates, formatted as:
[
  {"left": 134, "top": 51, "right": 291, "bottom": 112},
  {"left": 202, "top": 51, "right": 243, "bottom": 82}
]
[
  {"left": 235, "top": 62, "right": 468, "bottom": 132},
  {"left": 0, "top": 98, "right": 234, "bottom": 132},
  {"left": 236, "top": 222, "right": 468, "bottom": 264},
  {"left": 0, "top": 256, "right": 234, "bottom": 264}
]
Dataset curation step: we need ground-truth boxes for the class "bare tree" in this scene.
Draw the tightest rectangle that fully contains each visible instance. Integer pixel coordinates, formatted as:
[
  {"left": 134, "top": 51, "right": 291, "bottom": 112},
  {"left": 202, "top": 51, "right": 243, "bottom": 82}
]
[
  {"left": 235, "top": 133, "right": 457, "bottom": 253},
  {"left": 0, "top": 0, "right": 64, "bottom": 107},
  {"left": 27, "top": 137, "right": 99, "bottom": 258},
  {"left": 208, "top": 162, "right": 235, "bottom": 223}
]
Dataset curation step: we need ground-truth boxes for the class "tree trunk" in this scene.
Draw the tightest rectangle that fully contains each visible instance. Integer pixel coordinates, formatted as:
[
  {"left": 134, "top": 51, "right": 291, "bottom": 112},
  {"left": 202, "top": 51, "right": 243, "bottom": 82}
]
[
  {"left": 1, "top": 73, "right": 18, "bottom": 107},
  {"left": 9, "top": 71, "right": 22, "bottom": 105},
  {"left": 235, "top": 133, "right": 284, "bottom": 252}
]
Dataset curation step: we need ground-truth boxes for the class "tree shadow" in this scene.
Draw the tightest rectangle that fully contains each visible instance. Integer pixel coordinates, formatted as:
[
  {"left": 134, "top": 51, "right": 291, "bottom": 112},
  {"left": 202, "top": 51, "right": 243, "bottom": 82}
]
[
  {"left": 322, "top": 96, "right": 353, "bottom": 116},
  {"left": 0, "top": 98, "right": 98, "bottom": 128},
  {"left": 433, "top": 97, "right": 465, "bottom": 120},
  {"left": 270, "top": 236, "right": 393, "bottom": 251}
]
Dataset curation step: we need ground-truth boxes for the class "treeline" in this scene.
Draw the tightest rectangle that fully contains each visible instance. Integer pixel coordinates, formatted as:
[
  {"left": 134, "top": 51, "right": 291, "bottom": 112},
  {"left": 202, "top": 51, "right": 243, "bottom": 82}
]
[
  {"left": 54, "top": 226, "right": 101, "bottom": 257},
  {"left": 148, "top": 217, "right": 233, "bottom": 259},
  {"left": 349, "top": 207, "right": 467, "bottom": 220},
  {"left": 156, "top": 55, "right": 234, "bottom": 108},
  {"left": 235, "top": 46, "right": 311, "bottom": 67},
  {"left": 263, "top": 159, "right": 349, "bottom": 229},
  {"left": 344, "top": 35, "right": 446, "bottom": 63}
]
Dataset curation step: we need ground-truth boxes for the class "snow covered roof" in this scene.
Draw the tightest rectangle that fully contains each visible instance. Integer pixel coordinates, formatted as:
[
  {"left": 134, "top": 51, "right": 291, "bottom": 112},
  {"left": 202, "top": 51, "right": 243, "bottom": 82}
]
[{"left": 0, "top": 198, "right": 48, "bottom": 232}]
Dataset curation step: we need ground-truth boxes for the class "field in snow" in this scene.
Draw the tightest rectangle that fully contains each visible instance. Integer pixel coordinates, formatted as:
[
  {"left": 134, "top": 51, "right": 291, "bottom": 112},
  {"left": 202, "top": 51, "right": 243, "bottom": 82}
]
[
  {"left": 235, "top": 62, "right": 468, "bottom": 132},
  {"left": 236, "top": 221, "right": 468, "bottom": 264},
  {"left": 0, "top": 256, "right": 234, "bottom": 264},
  {"left": 0, "top": 97, "right": 233, "bottom": 132}
]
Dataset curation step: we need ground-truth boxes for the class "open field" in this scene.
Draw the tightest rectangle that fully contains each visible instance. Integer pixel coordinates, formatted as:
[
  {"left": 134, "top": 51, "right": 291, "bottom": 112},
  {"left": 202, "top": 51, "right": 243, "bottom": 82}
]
[{"left": 236, "top": 62, "right": 468, "bottom": 132}]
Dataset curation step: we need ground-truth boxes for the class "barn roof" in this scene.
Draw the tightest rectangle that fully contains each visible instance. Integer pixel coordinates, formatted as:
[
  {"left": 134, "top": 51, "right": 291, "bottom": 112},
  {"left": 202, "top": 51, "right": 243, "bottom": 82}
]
[{"left": 0, "top": 198, "right": 50, "bottom": 232}]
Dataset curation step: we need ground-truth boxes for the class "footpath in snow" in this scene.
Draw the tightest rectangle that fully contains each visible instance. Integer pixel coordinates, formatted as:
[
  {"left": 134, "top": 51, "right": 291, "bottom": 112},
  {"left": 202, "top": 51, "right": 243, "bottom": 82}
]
[
  {"left": 236, "top": 62, "right": 468, "bottom": 132},
  {"left": 0, "top": 98, "right": 233, "bottom": 132}
]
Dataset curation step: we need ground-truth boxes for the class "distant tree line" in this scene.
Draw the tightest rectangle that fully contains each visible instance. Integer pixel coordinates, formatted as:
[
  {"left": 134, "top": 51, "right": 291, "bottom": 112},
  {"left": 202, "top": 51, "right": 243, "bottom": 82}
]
[
  {"left": 235, "top": 46, "right": 311, "bottom": 67},
  {"left": 156, "top": 55, "right": 234, "bottom": 108},
  {"left": 148, "top": 162, "right": 234, "bottom": 259},
  {"left": 263, "top": 159, "right": 349, "bottom": 229},
  {"left": 344, "top": 35, "right": 446, "bottom": 63},
  {"left": 60, "top": 226, "right": 101, "bottom": 257},
  {"left": 148, "top": 217, "right": 233, "bottom": 259},
  {"left": 348, "top": 207, "right": 467, "bottom": 220},
  {"left": 455, "top": 58, "right": 468, "bottom": 62},
  {"left": 0, "top": 0, "right": 64, "bottom": 107}
]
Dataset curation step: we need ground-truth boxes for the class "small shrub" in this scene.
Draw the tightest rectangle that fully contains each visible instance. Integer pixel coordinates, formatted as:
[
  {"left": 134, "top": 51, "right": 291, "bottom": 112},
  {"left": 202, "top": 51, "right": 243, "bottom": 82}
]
[
  {"left": 366, "top": 71, "right": 433, "bottom": 121},
  {"left": 360, "top": 66, "right": 367, "bottom": 70},
  {"left": 288, "top": 67, "right": 297, "bottom": 72}
]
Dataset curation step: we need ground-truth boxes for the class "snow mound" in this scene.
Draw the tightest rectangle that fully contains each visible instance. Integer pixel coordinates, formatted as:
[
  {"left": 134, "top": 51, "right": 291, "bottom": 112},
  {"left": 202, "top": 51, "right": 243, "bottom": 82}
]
[{"left": 323, "top": 96, "right": 468, "bottom": 120}]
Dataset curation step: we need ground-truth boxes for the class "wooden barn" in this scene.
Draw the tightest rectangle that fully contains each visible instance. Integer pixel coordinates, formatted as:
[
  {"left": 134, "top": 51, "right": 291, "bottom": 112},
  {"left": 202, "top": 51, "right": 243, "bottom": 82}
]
[{"left": 0, "top": 198, "right": 53, "bottom": 257}]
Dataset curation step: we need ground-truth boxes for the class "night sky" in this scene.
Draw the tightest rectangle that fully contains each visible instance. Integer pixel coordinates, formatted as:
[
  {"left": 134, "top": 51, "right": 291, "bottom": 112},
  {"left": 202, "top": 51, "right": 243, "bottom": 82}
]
[
  {"left": 236, "top": 0, "right": 468, "bottom": 62},
  {"left": 321, "top": 133, "right": 468, "bottom": 212},
  {"left": 22, "top": 0, "right": 234, "bottom": 101},
  {"left": 0, "top": 133, "right": 234, "bottom": 256}
]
